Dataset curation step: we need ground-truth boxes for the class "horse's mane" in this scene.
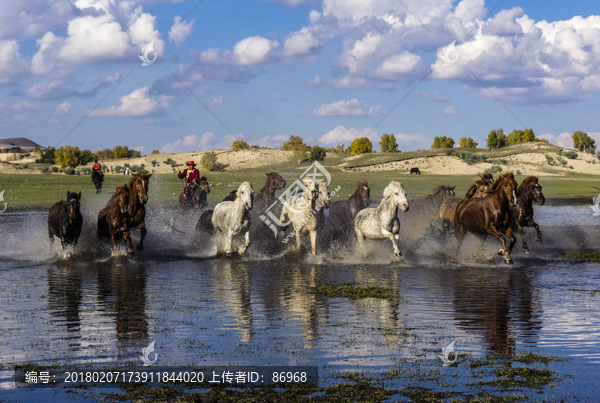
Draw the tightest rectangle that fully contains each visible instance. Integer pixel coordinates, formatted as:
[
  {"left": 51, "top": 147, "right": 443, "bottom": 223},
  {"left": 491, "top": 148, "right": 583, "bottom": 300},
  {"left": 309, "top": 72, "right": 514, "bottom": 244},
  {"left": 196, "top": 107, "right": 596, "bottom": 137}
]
[
  {"left": 384, "top": 181, "right": 403, "bottom": 198},
  {"left": 489, "top": 172, "right": 515, "bottom": 191},
  {"left": 431, "top": 185, "right": 452, "bottom": 195},
  {"left": 517, "top": 176, "right": 538, "bottom": 194},
  {"left": 116, "top": 184, "right": 129, "bottom": 193},
  {"left": 236, "top": 181, "right": 253, "bottom": 197}
]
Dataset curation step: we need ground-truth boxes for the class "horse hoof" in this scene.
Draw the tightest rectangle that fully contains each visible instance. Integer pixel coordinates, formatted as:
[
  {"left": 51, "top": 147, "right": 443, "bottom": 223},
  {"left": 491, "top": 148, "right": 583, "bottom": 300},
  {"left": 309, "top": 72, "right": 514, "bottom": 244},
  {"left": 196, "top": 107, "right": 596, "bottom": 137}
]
[
  {"left": 536, "top": 239, "right": 542, "bottom": 243},
  {"left": 524, "top": 249, "right": 530, "bottom": 254},
  {"left": 504, "top": 259, "right": 513, "bottom": 264},
  {"left": 497, "top": 249, "right": 504, "bottom": 256}
]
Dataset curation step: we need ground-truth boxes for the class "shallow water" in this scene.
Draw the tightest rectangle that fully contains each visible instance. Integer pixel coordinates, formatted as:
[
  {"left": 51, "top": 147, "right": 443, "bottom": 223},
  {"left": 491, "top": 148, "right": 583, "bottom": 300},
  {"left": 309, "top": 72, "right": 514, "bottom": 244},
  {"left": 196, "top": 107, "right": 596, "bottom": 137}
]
[{"left": 1, "top": 208, "right": 600, "bottom": 401}]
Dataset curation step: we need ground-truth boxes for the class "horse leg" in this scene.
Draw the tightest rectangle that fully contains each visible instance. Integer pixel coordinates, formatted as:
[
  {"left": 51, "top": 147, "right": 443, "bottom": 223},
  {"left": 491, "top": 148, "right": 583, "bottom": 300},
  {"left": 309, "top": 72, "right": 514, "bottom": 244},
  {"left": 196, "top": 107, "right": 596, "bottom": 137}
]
[
  {"left": 295, "top": 228, "right": 302, "bottom": 252},
  {"left": 388, "top": 232, "right": 402, "bottom": 258},
  {"left": 124, "top": 230, "right": 135, "bottom": 255},
  {"left": 110, "top": 232, "right": 118, "bottom": 254},
  {"left": 489, "top": 225, "right": 512, "bottom": 264},
  {"left": 529, "top": 219, "right": 542, "bottom": 243},
  {"left": 518, "top": 223, "right": 529, "bottom": 254},
  {"left": 310, "top": 230, "right": 317, "bottom": 255},
  {"left": 239, "top": 230, "right": 250, "bottom": 255},
  {"left": 137, "top": 223, "right": 147, "bottom": 251},
  {"left": 454, "top": 223, "right": 466, "bottom": 258},
  {"left": 226, "top": 231, "right": 234, "bottom": 255}
]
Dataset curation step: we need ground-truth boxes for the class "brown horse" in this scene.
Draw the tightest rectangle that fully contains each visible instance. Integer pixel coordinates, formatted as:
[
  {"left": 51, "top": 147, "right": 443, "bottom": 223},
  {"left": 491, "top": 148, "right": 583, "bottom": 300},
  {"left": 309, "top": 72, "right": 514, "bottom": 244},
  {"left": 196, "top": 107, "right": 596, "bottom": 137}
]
[
  {"left": 510, "top": 176, "right": 545, "bottom": 254},
  {"left": 48, "top": 191, "right": 83, "bottom": 250},
  {"left": 179, "top": 177, "right": 210, "bottom": 209},
  {"left": 97, "top": 184, "right": 133, "bottom": 254},
  {"left": 92, "top": 170, "right": 104, "bottom": 193},
  {"left": 438, "top": 174, "right": 495, "bottom": 229},
  {"left": 328, "top": 181, "right": 371, "bottom": 238},
  {"left": 454, "top": 172, "right": 518, "bottom": 264},
  {"left": 397, "top": 185, "right": 455, "bottom": 239}
]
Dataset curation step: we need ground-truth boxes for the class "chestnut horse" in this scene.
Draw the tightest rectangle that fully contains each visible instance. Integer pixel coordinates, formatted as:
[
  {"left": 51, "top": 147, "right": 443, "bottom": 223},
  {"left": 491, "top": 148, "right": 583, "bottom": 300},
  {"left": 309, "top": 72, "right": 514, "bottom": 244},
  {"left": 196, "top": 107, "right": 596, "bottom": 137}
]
[
  {"left": 454, "top": 172, "right": 518, "bottom": 264},
  {"left": 97, "top": 185, "right": 133, "bottom": 254},
  {"left": 179, "top": 177, "right": 210, "bottom": 209},
  {"left": 438, "top": 174, "right": 494, "bottom": 229},
  {"left": 510, "top": 176, "right": 545, "bottom": 254},
  {"left": 327, "top": 181, "right": 370, "bottom": 241},
  {"left": 48, "top": 191, "right": 83, "bottom": 250}
]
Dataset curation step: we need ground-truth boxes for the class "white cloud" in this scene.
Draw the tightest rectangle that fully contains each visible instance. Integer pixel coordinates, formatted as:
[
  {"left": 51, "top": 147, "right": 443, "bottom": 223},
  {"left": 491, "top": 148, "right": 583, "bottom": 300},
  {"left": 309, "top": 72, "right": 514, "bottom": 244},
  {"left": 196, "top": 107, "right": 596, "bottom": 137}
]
[
  {"left": 253, "top": 134, "right": 289, "bottom": 148},
  {"left": 283, "top": 28, "right": 322, "bottom": 56},
  {"left": 55, "top": 101, "right": 72, "bottom": 115},
  {"left": 89, "top": 87, "right": 172, "bottom": 118},
  {"left": 305, "top": 74, "right": 324, "bottom": 87},
  {"left": 206, "top": 95, "right": 225, "bottom": 107},
  {"left": 443, "top": 105, "right": 458, "bottom": 115},
  {"left": 318, "top": 125, "right": 376, "bottom": 145},
  {"left": 537, "top": 132, "right": 573, "bottom": 148},
  {"left": 418, "top": 91, "right": 450, "bottom": 102},
  {"left": 169, "top": 16, "right": 195, "bottom": 45},
  {"left": 233, "top": 36, "right": 279, "bottom": 65},
  {"left": 312, "top": 99, "right": 381, "bottom": 116},
  {"left": 161, "top": 133, "right": 241, "bottom": 153},
  {"left": 0, "top": 40, "right": 29, "bottom": 84}
]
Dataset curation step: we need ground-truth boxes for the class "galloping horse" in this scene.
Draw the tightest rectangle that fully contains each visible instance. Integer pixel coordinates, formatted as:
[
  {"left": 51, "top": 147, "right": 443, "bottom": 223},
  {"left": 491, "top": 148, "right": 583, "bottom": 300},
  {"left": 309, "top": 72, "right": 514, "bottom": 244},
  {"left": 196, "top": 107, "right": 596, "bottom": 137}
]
[
  {"left": 510, "top": 176, "right": 545, "bottom": 254},
  {"left": 48, "top": 191, "right": 83, "bottom": 250},
  {"left": 179, "top": 177, "right": 210, "bottom": 209},
  {"left": 354, "top": 181, "right": 409, "bottom": 258},
  {"left": 398, "top": 185, "right": 455, "bottom": 239},
  {"left": 279, "top": 178, "right": 321, "bottom": 254},
  {"left": 92, "top": 170, "right": 104, "bottom": 194},
  {"left": 454, "top": 172, "right": 518, "bottom": 264},
  {"left": 327, "top": 181, "right": 370, "bottom": 241},
  {"left": 438, "top": 174, "right": 494, "bottom": 229},
  {"left": 212, "top": 182, "right": 254, "bottom": 255},
  {"left": 97, "top": 184, "right": 133, "bottom": 254}
]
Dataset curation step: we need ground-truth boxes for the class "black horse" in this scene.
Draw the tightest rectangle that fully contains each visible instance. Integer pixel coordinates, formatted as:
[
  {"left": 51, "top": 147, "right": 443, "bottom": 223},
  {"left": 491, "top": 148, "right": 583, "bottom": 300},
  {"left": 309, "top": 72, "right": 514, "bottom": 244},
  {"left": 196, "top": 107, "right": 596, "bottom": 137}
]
[
  {"left": 48, "top": 191, "right": 83, "bottom": 250},
  {"left": 92, "top": 169, "right": 104, "bottom": 193},
  {"left": 410, "top": 167, "right": 421, "bottom": 174}
]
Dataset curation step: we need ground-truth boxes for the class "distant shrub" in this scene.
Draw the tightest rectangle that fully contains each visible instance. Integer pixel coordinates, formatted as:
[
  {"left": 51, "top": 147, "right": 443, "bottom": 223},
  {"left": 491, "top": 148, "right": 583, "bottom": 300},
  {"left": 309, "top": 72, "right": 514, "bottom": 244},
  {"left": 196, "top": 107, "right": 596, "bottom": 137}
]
[
  {"left": 64, "top": 167, "right": 75, "bottom": 175},
  {"left": 545, "top": 155, "right": 555, "bottom": 165},
  {"left": 556, "top": 156, "right": 567, "bottom": 166},
  {"left": 151, "top": 160, "right": 158, "bottom": 166},
  {"left": 151, "top": 150, "right": 160, "bottom": 154},
  {"left": 164, "top": 158, "right": 177, "bottom": 167},
  {"left": 558, "top": 150, "right": 577, "bottom": 159},
  {"left": 484, "top": 165, "right": 503, "bottom": 174},
  {"left": 201, "top": 151, "right": 224, "bottom": 171},
  {"left": 451, "top": 151, "right": 486, "bottom": 164},
  {"left": 81, "top": 167, "right": 91, "bottom": 175},
  {"left": 52, "top": 166, "right": 59, "bottom": 172},
  {"left": 114, "top": 165, "right": 123, "bottom": 173},
  {"left": 40, "top": 166, "right": 49, "bottom": 173},
  {"left": 308, "top": 146, "right": 327, "bottom": 162},
  {"left": 130, "top": 165, "right": 142, "bottom": 173}
]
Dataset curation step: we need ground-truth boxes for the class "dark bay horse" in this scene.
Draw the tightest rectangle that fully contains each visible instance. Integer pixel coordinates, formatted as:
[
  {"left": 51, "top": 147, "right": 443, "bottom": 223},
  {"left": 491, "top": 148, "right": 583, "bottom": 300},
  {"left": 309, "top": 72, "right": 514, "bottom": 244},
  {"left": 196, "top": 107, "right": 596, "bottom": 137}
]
[
  {"left": 397, "top": 185, "right": 455, "bottom": 239},
  {"left": 438, "top": 174, "right": 494, "bottom": 229},
  {"left": 48, "top": 191, "right": 83, "bottom": 250},
  {"left": 92, "top": 170, "right": 104, "bottom": 194},
  {"left": 179, "top": 177, "right": 210, "bottom": 209},
  {"left": 97, "top": 184, "right": 133, "bottom": 254},
  {"left": 327, "top": 181, "right": 370, "bottom": 241},
  {"left": 510, "top": 176, "right": 545, "bottom": 254},
  {"left": 454, "top": 172, "right": 518, "bottom": 264}
]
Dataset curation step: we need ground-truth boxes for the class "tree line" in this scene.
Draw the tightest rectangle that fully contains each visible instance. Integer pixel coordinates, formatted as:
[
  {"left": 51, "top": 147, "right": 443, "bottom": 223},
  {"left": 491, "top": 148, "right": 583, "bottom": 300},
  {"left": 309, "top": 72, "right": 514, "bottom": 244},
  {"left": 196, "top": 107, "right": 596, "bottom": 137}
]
[{"left": 37, "top": 145, "right": 142, "bottom": 168}]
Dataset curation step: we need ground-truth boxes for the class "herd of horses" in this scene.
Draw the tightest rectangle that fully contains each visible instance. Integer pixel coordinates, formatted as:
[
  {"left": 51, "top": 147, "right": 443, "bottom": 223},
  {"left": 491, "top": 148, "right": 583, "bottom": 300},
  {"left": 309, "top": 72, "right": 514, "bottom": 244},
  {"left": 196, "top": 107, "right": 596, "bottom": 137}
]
[{"left": 46, "top": 170, "right": 546, "bottom": 264}]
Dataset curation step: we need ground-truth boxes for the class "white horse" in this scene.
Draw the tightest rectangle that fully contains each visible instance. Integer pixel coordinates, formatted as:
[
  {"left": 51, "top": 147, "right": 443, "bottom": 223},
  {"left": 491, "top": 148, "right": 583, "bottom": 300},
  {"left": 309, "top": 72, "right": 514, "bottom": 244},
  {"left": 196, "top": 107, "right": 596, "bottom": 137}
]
[
  {"left": 280, "top": 178, "right": 329, "bottom": 255},
  {"left": 354, "top": 181, "right": 409, "bottom": 258},
  {"left": 212, "top": 181, "right": 254, "bottom": 255}
]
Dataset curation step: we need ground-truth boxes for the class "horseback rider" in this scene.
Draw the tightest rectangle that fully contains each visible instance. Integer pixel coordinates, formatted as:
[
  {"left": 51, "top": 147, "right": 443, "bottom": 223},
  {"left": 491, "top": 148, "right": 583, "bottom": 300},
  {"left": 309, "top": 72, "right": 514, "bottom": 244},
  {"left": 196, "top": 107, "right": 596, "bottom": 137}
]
[
  {"left": 178, "top": 161, "right": 200, "bottom": 200},
  {"left": 91, "top": 159, "right": 104, "bottom": 194}
]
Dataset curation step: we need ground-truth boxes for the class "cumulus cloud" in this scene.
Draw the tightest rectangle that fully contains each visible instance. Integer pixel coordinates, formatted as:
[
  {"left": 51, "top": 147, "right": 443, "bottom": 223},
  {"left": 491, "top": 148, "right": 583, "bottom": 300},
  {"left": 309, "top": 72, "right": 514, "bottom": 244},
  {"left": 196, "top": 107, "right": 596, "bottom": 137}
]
[
  {"left": 283, "top": 28, "right": 323, "bottom": 56},
  {"left": 206, "top": 95, "right": 225, "bottom": 107},
  {"left": 417, "top": 91, "right": 450, "bottom": 102},
  {"left": 89, "top": 87, "right": 173, "bottom": 118},
  {"left": 305, "top": 74, "right": 324, "bottom": 87},
  {"left": 161, "top": 133, "right": 241, "bottom": 153},
  {"left": 537, "top": 132, "right": 574, "bottom": 148},
  {"left": 233, "top": 36, "right": 279, "bottom": 65},
  {"left": 169, "top": 16, "right": 195, "bottom": 45},
  {"left": 443, "top": 105, "right": 458, "bottom": 115},
  {"left": 55, "top": 101, "right": 72, "bottom": 115},
  {"left": 0, "top": 40, "right": 30, "bottom": 84},
  {"left": 318, "top": 125, "right": 376, "bottom": 144},
  {"left": 311, "top": 99, "right": 381, "bottom": 116}
]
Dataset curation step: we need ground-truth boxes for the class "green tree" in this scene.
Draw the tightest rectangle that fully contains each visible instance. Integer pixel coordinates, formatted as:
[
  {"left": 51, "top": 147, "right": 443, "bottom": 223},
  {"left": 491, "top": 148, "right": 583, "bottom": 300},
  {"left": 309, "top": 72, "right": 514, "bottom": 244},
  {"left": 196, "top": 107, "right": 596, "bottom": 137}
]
[
  {"left": 308, "top": 146, "right": 327, "bottom": 162},
  {"left": 55, "top": 145, "right": 82, "bottom": 168},
  {"left": 150, "top": 150, "right": 160, "bottom": 154},
  {"left": 507, "top": 129, "right": 524, "bottom": 145},
  {"left": 282, "top": 135, "right": 308, "bottom": 162},
  {"left": 459, "top": 137, "right": 478, "bottom": 148},
  {"left": 432, "top": 136, "right": 455, "bottom": 149},
  {"left": 96, "top": 148, "right": 114, "bottom": 160},
  {"left": 522, "top": 128, "right": 535, "bottom": 142},
  {"left": 572, "top": 131, "right": 596, "bottom": 153},
  {"left": 496, "top": 128, "right": 507, "bottom": 149},
  {"left": 231, "top": 140, "right": 250, "bottom": 150},
  {"left": 379, "top": 134, "right": 399, "bottom": 152},
  {"left": 486, "top": 130, "right": 498, "bottom": 151},
  {"left": 351, "top": 137, "right": 373, "bottom": 154},
  {"left": 81, "top": 149, "right": 96, "bottom": 165},
  {"left": 40, "top": 147, "right": 56, "bottom": 163}
]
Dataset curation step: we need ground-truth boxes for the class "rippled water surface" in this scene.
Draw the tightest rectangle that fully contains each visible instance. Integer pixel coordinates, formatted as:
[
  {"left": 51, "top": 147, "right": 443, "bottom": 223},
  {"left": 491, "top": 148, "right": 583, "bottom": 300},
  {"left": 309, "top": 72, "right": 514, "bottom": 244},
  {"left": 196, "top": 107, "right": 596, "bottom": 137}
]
[{"left": 1, "top": 208, "right": 600, "bottom": 401}]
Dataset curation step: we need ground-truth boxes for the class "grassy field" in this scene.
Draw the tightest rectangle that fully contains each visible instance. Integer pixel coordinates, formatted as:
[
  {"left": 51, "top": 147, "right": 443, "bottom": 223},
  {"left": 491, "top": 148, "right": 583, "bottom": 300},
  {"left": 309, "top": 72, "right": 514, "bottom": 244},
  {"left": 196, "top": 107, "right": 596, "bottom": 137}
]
[{"left": 1, "top": 164, "right": 599, "bottom": 211}]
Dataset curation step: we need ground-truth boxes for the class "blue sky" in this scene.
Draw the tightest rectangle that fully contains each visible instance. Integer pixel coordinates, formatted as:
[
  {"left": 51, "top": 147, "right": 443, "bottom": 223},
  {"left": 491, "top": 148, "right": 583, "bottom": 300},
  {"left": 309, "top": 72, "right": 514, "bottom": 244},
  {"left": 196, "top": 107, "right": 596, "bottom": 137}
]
[{"left": 1, "top": 0, "right": 599, "bottom": 153}]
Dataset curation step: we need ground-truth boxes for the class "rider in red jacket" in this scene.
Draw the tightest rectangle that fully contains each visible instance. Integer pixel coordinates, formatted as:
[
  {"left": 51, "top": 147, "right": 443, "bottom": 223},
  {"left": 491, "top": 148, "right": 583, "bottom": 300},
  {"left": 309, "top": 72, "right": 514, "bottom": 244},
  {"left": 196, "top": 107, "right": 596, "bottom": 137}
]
[{"left": 178, "top": 161, "right": 200, "bottom": 199}]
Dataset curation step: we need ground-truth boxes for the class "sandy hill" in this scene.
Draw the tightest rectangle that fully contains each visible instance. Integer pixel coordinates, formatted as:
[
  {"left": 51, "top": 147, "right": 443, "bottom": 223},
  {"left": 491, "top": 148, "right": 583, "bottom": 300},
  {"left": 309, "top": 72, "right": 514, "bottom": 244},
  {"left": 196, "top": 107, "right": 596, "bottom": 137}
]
[{"left": 0, "top": 137, "right": 43, "bottom": 151}]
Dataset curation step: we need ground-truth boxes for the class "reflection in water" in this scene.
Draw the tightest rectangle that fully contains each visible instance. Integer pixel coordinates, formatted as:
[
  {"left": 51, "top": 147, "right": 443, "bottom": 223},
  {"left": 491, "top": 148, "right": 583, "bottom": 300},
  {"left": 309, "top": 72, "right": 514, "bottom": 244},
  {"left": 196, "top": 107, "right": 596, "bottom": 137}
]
[
  {"left": 47, "top": 262, "right": 83, "bottom": 341},
  {"left": 212, "top": 259, "right": 253, "bottom": 342},
  {"left": 452, "top": 268, "right": 542, "bottom": 354},
  {"left": 96, "top": 260, "right": 149, "bottom": 358}
]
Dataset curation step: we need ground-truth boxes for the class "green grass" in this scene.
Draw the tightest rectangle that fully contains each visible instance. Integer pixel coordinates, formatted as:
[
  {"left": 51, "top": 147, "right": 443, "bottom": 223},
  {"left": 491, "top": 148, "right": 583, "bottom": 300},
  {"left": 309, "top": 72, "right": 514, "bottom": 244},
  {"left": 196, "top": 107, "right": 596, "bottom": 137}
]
[
  {"left": 306, "top": 283, "right": 398, "bottom": 300},
  {"left": 567, "top": 252, "right": 600, "bottom": 262}
]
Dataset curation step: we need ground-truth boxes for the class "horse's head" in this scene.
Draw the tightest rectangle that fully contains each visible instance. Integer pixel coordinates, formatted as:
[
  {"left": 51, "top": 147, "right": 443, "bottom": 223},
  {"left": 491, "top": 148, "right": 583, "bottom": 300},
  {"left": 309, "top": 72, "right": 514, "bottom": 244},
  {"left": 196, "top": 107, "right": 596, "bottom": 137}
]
[
  {"left": 115, "top": 184, "right": 130, "bottom": 214},
  {"left": 65, "top": 191, "right": 81, "bottom": 221},
  {"left": 432, "top": 185, "right": 456, "bottom": 200},
  {"left": 519, "top": 176, "right": 545, "bottom": 205},
  {"left": 237, "top": 181, "right": 254, "bottom": 210},
  {"left": 499, "top": 173, "right": 518, "bottom": 207},
  {"left": 302, "top": 177, "right": 319, "bottom": 202},
  {"left": 266, "top": 171, "right": 286, "bottom": 190},
  {"left": 131, "top": 173, "right": 152, "bottom": 204},
  {"left": 357, "top": 181, "right": 371, "bottom": 207},
  {"left": 198, "top": 176, "right": 210, "bottom": 193},
  {"left": 385, "top": 181, "right": 409, "bottom": 212},
  {"left": 316, "top": 182, "right": 331, "bottom": 209},
  {"left": 480, "top": 173, "right": 495, "bottom": 189}
]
